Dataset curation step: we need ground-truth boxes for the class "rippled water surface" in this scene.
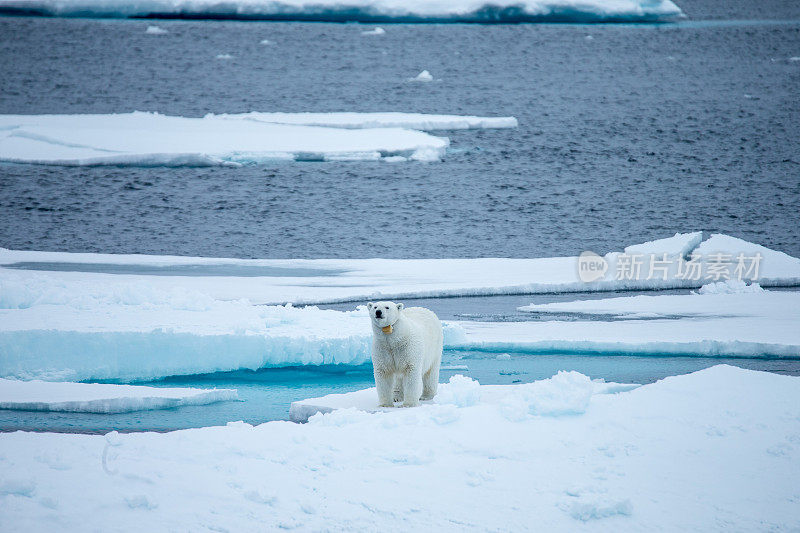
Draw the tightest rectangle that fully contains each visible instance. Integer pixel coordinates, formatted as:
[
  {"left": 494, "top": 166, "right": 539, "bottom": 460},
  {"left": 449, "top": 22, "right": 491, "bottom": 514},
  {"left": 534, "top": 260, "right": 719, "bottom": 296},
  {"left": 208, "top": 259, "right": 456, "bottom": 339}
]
[{"left": 1, "top": 2, "right": 798, "bottom": 259}]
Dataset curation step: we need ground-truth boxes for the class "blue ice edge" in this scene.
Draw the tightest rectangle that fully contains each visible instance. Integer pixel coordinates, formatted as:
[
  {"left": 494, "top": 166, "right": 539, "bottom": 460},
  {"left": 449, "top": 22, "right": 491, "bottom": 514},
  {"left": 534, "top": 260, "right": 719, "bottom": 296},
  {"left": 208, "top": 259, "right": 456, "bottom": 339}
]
[
  {"left": 0, "top": 328, "right": 797, "bottom": 384},
  {"left": 0, "top": 4, "right": 684, "bottom": 23}
]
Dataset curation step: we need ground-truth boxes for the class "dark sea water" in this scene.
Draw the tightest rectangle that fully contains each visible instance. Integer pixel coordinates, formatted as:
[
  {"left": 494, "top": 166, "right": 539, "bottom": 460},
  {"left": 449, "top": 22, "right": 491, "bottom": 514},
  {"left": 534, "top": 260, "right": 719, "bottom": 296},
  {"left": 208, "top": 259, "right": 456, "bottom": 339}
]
[{"left": 0, "top": 0, "right": 798, "bottom": 259}]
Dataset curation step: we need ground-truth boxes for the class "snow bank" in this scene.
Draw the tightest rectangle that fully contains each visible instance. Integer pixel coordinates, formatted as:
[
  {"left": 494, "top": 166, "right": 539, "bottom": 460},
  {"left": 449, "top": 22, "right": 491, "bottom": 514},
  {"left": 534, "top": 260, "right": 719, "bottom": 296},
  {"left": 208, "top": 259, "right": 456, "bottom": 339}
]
[
  {"left": 212, "top": 111, "right": 518, "bottom": 131},
  {"left": 290, "top": 372, "right": 638, "bottom": 422},
  {"left": 0, "top": 379, "right": 236, "bottom": 413},
  {"left": 0, "top": 112, "right": 458, "bottom": 166},
  {"left": 0, "top": 0, "right": 683, "bottom": 22},
  {"left": 1, "top": 366, "right": 797, "bottom": 531}
]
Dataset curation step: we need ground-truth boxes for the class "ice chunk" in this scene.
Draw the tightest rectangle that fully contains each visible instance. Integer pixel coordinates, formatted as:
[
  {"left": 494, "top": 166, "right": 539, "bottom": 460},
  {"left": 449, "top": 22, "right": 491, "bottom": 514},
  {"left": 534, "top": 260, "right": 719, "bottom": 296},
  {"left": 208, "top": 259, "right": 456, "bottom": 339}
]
[
  {"left": 0, "top": 0, "right": 683, "bottom": 22},
  {"left": 215, "top": 53, "right": 233, "bottom": 59},
  {"left": 0, "top": 112, "right": 450, "bottom": 166},
  {"left": 409, "top": 70, "right": 434, "bottom": 82},
  {"left": 0, "top": 378, "right": 237, "bottom": 413},
  {"left": 361, "top": 26, "right": 384, "bottom": 35},
  {"left": 697, "top": 279, "right": 764, "bottom": 295},
  {"left": 145, "top": 25, "right": 167, "bottom": 34},
  {"left": 260, "top": 39, "right": 273, "bottom": 45}
]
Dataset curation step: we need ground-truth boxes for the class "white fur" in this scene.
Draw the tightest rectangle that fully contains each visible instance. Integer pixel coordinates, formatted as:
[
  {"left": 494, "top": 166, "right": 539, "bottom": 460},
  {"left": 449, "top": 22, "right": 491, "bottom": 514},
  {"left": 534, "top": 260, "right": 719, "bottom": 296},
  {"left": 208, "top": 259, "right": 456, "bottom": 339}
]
[{"left": 367, "top": 301, "right": 443, "bottom": 407}]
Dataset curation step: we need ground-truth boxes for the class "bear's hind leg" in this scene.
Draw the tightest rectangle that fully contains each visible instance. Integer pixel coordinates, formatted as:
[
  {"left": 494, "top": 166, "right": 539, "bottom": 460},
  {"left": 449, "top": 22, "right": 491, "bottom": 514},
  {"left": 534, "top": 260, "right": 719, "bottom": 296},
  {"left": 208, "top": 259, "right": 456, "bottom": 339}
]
[{"left": 421, "top": 365, "right": 439, "bottom": 401}]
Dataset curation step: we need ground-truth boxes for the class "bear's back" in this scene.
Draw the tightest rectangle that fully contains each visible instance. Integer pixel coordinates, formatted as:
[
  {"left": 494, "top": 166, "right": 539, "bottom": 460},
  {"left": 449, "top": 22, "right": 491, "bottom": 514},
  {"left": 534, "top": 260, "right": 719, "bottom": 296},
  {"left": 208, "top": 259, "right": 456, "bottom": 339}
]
[{"left": 402, "top": 307, "right": 443, "bottom": 346}]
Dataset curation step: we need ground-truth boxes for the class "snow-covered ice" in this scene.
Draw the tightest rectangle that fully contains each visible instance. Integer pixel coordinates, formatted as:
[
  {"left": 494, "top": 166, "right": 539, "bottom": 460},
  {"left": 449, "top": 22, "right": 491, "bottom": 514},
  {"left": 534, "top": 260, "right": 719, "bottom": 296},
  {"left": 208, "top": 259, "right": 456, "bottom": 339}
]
[
  {"left": 144, "top": 25, "right": 167, "bottom": 34},
  {"left": 1, "top": 232, "right": 796, "bottom": 307},
  {"left": 0, "top": 378, "right": 237, "bottom": 413},
  {"left": 0, "top": 0, "right": 683, "bottom": 22},
  {"left": 409, "top": 70, "right": 434, "bottom": 82},
  {"left": 0, "top": 366, "right": 797, "bottom": 531},
  {"left": 1, "top": 233, "right": 798, "bottom": 381},
  {"left": 0, "top": 112, "right": 486, "bottom": 166}
]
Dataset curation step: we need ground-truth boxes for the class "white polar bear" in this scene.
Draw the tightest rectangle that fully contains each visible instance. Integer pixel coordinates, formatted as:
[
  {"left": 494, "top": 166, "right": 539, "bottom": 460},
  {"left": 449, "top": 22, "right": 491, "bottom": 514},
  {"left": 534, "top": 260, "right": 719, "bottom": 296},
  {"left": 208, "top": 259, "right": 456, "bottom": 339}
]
[{"left": 368, "top": 301, "right": 443, "bottom": 407}]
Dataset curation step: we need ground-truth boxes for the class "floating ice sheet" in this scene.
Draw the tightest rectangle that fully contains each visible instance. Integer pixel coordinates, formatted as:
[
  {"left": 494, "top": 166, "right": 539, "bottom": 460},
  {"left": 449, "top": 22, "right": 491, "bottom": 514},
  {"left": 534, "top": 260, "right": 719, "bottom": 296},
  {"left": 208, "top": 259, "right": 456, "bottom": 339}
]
[
  {"left": 0, "top": 378, "right": 237, "bottom": 413},
  {"left": 0, "top": 112, "right": 505, "bottom": 166},
  {"left": 0, "top": 0, "right": 683, "bottom": 22}
]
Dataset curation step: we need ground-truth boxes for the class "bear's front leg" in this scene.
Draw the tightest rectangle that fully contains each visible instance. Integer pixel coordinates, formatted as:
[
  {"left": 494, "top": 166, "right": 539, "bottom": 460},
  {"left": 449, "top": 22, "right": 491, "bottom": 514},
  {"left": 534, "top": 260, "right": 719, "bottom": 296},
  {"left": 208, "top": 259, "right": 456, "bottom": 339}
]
[
  {"left": 402, "top": 367, "right": 423, "bottom": 407},
  {"left": 392, "top": 374, "right": 404, "bottom": 404},
  {"left": 374, "top": 368, "right": 395, "bottom": 407}
]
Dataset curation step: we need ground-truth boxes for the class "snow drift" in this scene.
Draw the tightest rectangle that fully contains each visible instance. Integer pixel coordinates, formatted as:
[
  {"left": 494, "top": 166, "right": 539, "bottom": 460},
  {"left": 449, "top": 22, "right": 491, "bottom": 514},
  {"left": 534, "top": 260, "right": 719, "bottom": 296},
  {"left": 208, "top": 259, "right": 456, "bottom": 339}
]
[{"left": 0, "top": 0, "right": 683, "bottom": 22}]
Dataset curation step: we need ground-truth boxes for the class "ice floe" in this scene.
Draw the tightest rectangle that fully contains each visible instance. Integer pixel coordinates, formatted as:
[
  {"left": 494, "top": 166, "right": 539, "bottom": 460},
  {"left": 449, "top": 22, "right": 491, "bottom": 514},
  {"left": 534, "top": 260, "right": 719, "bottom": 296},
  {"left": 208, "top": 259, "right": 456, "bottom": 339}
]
[
  {"left": 144, "top": 25, "right": 167, "bottom": 34},
  {"left": 0, "top": 378, "right": 237, "bottom": 413},
  {"left": 0, "top": 0, "right": 683, "bottom": 22},
  {"left": 1, "top": 233, "right": 798, "bottom": 381},
  {"left": 0, "top": 366, "right": 797, "bottom": 531},
  {"left": 1, "top": 232, "right": 795, "bottom": 306},
  {"left": 0, "top": 112, "right": 469, "bottom": 166}
]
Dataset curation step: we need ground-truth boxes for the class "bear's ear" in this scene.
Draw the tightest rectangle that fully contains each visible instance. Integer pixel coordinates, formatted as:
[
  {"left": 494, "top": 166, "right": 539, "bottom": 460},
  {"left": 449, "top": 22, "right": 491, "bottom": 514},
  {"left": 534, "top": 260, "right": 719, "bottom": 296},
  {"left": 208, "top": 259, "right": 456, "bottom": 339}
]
[
  {"left": 367, "top": 302, "right": 373, "bottom": 310},
  {"left": 396, "top": 303, "right": 404, "bottom": 311}
]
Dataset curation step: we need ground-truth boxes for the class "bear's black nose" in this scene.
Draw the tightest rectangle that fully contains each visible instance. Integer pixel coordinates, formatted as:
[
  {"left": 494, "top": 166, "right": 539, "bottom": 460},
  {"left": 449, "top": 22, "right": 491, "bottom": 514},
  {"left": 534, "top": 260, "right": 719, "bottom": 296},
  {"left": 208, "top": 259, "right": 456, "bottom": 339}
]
[{"left": 375, "top": 310, "right": 382, "bottom": 318}]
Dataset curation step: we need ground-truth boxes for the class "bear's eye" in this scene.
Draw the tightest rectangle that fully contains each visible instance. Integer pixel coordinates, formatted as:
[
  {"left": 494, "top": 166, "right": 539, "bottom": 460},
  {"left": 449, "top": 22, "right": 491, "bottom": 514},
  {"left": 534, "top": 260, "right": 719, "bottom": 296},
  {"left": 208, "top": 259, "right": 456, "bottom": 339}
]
[{"left": 385, "top": 306, "right": 389, "bottom": 309}]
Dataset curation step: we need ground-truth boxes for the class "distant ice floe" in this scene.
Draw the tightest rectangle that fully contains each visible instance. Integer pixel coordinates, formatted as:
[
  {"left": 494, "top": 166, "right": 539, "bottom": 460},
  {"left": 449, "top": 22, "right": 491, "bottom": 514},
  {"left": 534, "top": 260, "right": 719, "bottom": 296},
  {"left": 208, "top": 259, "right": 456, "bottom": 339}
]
[
  {"left": 215, "top": 53, "right": 233, "bottom": 59},
  {"left": 0, "top": 0, "right": 684, "bottom": 22},
  {"left": 260, "top": 39, "right": 273, "bottom": 44},
  {"left": 145, "top": 25, "right": 168, "bottom": 34},
  {"left": 361, "top": 26, "right": 385, "bottom": 35},
  {"left": 1, "top": 233, "right": 799, "bottom": 381},
  {"left": 409, "top": 70, "right": 434, "bottom": 82},
  {"left": 0, "top": 379, "right": 237, "bottom": 413},
  {"left": 0, "top": 111, "right": 524, "bottom": 166}
]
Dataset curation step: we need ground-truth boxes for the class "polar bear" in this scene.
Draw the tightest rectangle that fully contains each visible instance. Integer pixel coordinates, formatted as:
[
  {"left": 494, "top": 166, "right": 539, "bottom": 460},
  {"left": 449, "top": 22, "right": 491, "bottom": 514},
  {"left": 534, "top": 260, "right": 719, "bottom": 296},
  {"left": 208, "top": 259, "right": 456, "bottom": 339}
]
[{"left": 368, "top": 301, "right": 443, "bottom": 407}]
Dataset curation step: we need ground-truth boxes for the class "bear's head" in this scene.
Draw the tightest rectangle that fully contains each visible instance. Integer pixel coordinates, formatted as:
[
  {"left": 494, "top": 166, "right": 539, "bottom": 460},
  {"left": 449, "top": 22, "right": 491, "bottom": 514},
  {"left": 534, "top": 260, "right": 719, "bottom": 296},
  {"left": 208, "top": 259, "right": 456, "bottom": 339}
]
[{"left": 367, "top": 301, "right": 404, "bottom": 328}]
